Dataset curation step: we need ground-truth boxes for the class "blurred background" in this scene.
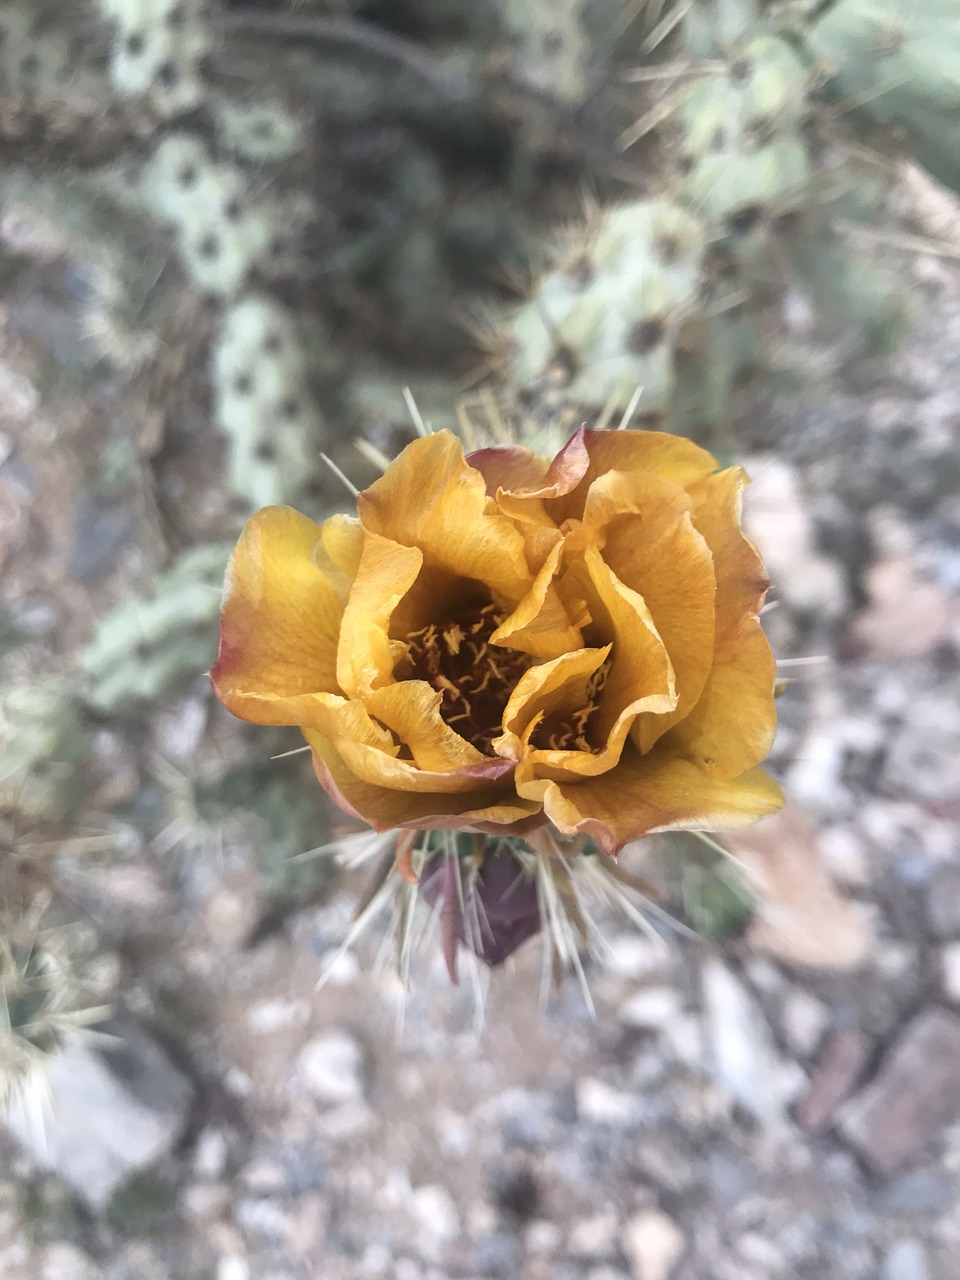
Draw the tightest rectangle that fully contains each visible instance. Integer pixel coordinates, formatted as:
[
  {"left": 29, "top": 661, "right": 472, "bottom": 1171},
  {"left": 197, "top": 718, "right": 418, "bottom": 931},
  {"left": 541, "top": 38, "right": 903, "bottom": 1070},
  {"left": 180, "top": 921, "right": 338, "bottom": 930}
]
[{"left": 2, "top": 1, "right": 960, "bottom": 1277}]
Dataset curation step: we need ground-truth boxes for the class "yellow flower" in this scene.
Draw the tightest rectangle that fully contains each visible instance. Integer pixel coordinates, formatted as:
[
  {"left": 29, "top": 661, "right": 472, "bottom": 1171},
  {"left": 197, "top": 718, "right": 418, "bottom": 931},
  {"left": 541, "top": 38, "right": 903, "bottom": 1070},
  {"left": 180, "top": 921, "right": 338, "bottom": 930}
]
[{"left": 211, "top": 428, "right": 783, "bottom": 854}]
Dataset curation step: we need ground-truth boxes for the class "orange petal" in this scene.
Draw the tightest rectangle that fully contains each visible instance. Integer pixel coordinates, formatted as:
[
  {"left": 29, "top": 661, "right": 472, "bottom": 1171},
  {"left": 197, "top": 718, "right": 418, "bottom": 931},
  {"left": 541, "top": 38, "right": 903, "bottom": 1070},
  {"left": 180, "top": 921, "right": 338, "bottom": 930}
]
[
  {"left": 358, "top": 431, "right": 531, "bottom": 605},
  {"left": 309, "top": 732, "right": 540, "bottom": 832},
  {"left": 336, "top": 531, "right": 423, "bottom": 699},
  {"left": 212, "top": 506, "right": 347, "bottom": 727},
  {"left": 364, "top": 682, "right": 488, "bottom": 772},
  {"left": 521, "top": 748, "right": 784, "bottom": 854},
  {"left": 602, "top": 509, "right": 716, "bottom": 752},
  {"left": 491, "top": 541, "right": 584, "bottom": 660}
]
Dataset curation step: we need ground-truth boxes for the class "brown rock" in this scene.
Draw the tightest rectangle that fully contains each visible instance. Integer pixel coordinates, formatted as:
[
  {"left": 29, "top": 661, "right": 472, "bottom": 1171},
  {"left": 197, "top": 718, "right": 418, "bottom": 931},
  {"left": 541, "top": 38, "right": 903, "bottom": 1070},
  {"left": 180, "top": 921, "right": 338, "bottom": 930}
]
[
  {"left": 837, "top": 1009, "right": 960, "bottom": 1176},
  {"left": 796, "top": 1030, "right": 871, "bottom": 1132}
]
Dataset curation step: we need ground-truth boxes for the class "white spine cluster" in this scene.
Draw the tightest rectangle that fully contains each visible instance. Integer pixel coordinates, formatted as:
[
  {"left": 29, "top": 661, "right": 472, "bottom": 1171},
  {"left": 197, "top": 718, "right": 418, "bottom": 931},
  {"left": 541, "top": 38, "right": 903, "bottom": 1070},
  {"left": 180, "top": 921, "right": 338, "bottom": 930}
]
[
  {"left": 97, "top": 0, "right": 212, "bottom": 117},
  {"left": 142, "top": 133, "right": 293, "bottom": 295}
]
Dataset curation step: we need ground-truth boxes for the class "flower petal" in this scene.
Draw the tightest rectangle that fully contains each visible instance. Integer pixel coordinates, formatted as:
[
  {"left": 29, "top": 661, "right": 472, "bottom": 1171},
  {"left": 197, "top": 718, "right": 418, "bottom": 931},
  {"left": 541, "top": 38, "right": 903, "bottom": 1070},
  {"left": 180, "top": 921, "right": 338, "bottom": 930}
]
[
  {"left": 494, "top": 646, "right": 612, "bottom": 761},
  {"left": 466, "top": 445, "right": 550, "bottom": 497},
  {"left": 546, "top": 427, "right": 718, "bottom": 525},
  {"left": 212, "top": 506, "right": 349, "bottom": 726},
  {"left": 336, "top": 531, "right": 423, "bottom": 699},
  {"left": 309, "top": 732, "right": 540, "bottom": 832},
  {"left": 491, "top": 542, "right": 584, "bottom": 660},
  {"left": 663, "top": 623, "right": 777, "bottom": 777},
  {"left": 523, "top": 749, "right": 784, "bottom": 854},
  {"left": 364, "top": 681, "right": 488, "bottom": 772},
  {"left": 663, "top": 467, "right": 777, "bottom": 777},
  {"left": 358, "top": 431, "right": 531, "bottom": 605},
  {"left": 602, "top": 509, "right": 716, "bottom": 752}
]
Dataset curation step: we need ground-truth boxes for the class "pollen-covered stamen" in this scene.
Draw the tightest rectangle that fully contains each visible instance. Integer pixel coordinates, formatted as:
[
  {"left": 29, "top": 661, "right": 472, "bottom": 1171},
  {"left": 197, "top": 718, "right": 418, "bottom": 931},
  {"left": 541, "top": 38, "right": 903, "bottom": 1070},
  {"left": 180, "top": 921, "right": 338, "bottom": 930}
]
[
  {"left": 405, "top": 602, "right": 534, "bottom": 754},
  {"left": 529, "top": 655, "right": 613, "bottom": 752}
]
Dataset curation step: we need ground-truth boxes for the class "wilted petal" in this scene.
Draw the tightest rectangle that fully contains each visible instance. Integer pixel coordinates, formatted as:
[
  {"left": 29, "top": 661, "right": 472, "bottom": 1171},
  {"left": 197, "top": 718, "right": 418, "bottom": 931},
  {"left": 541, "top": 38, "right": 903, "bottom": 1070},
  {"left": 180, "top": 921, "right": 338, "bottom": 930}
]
[
  {"left": 525, "top": 749, "right": 785, "bottom": 854},
  {"left": 212, "top": 506, "right": 348, "bottom": 727},
  {"left": 358, "top": 431, "right": 531, "bottom": 604}
]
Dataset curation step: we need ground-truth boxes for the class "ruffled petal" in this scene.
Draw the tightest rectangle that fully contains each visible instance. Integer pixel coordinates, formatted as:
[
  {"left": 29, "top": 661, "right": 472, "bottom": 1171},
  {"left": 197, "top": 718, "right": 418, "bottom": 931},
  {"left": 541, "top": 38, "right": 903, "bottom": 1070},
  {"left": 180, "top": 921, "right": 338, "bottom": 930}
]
[
  {"left": 520, "top": 748, "right": 784, "bottom": 854},
  {"left": 494, "top": 646, "right": 611, "bottom": 761},
  {"left": 212, "top": 506, "right": 347, "bottom": 726},
  {"left": 358, "top": 431, "right": 531, "bottom": 605}
]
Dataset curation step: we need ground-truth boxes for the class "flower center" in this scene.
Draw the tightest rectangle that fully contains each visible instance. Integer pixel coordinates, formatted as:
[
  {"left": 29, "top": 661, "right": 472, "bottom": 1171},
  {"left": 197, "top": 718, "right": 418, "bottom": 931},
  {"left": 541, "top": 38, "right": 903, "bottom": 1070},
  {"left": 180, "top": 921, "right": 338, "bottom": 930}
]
[{"left": 405, "top": 603, "right": 533, "bottom": 754}]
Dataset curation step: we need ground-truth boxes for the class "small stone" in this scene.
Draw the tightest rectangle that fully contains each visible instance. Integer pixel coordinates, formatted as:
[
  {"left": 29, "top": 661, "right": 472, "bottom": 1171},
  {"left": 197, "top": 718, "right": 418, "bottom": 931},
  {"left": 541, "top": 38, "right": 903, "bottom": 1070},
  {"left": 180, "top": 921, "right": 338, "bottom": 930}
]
[
  {"left": 838, "top": 1009, "right": 960, "bottom": 1175},
  {"left": 4, "top": 1023, "right": 192, "bottom": 1211},
  {"left": 296, "top": 1030, "right": 364, "bottom": 1104},
  {"left": 702, "top": 958, "right": 803, "bottom": 1126},
  {"left": 781, "top": 988, "right": 829, "bottom": 1057},
  {"left": 619, "top": 988, "right": 681, "bottom": 1030},
  {"left": 796, "top": 1030, "right": 871, "bottom": 1133},
  {"left": 247, "top": 998, "right": 310, "bottom": 1035},
  {"left": 410, "top": 1184, "right": 460, "bottom": 1252},
  {"left": 576, "top": 1079, "right": 639, "bottom": 1127},
  {"left": 183, "top": 1182, "right": 230, "bottom": 1220},
  {"left": 470, "top": 1231, "right": 521, "bottom": 1277},
  {"left": 39, "top": 1243, "right": 101, "bottom": 1280},
  {"left": 941, "top": 944, "right": 960, "bottom": 1003},
  {"left": 603, "top": 936, "right": 669, "bottom": 980},
  {"left": 526, "top": 1221, "right": 561, "bottom": 1255},
  {"left": 882, "top": 1239, "right": 930, "bottom": 1280},
  {"left": 567, "top": 1213, "right": 618, "bottom": 1260},
  {"left": 621, "top": 1208, "right": 684, "bottom": 1280},
  {"left": 217, "top": 1259, "right": 251, "bottom": 1280},
  {"left": 819, "top": 826, "right": 869, "bottom": 887},
  {"left": 193, "top": 1128, "right": 229, "bottom": 1179},
  {"left": 874, "top": 1170, "right": 954, "bottom": 1216}
]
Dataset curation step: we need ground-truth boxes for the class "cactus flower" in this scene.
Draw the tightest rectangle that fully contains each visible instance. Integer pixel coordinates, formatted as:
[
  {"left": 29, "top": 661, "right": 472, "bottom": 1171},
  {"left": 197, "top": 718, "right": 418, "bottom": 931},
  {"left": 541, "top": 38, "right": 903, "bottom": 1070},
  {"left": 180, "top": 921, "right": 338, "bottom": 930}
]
[{"left": 211, "top": 427, "right": 782, "bottom": 856}]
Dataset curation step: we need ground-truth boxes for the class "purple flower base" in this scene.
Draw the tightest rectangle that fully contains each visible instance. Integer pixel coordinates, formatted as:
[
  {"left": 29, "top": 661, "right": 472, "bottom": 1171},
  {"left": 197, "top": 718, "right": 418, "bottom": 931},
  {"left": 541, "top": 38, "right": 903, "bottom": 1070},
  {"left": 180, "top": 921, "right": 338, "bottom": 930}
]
[{"left": 419, "top": 849, "right": 542, "bottom": 976}]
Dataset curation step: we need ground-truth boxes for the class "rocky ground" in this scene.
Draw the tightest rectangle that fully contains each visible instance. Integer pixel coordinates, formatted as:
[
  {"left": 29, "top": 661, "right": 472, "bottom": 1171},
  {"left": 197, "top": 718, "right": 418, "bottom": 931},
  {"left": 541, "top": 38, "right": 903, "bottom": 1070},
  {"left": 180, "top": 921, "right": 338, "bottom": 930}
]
[{"left": 3, "top": 204, "right": 960, "bottom": 1280}]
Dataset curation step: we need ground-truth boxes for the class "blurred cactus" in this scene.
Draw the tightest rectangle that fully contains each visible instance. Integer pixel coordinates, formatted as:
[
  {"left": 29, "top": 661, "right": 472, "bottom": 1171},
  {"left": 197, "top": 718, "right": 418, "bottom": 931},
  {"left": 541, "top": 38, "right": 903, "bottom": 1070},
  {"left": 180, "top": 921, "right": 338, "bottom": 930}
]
[
  {"left": 495, "top": 200, "right": 705, "bottom": 417},
  {"left": 83, "top": 545, "right": 231, "bottom": 714},
  {"left": 0, "top": 681, "right": 89, "bottom": 825},
  {"left": 0, "top": 913, "right": 113, "bottom": 1110},
  {"left": 806, "top": 0, "right": 960, "bottom": 196}
]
